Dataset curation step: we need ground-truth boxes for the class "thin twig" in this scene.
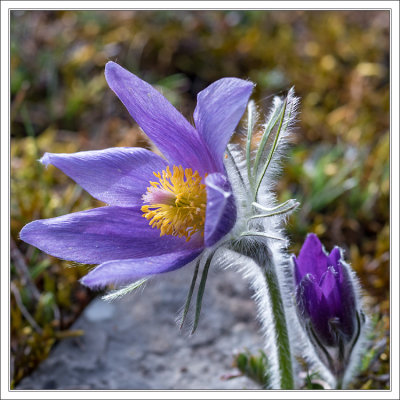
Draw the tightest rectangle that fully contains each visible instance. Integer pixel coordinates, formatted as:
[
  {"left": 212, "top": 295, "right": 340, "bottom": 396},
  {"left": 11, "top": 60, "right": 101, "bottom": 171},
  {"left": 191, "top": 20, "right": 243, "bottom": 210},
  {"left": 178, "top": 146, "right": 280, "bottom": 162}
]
[
  {"left": 11, "top": 282, "right": 43, "bottom": 335},
  {"left": 11, "top": 238, "right": 61, "bottom": 322},
  {"left": 10, "top": 238, "right": 40, "bottom": 300}
]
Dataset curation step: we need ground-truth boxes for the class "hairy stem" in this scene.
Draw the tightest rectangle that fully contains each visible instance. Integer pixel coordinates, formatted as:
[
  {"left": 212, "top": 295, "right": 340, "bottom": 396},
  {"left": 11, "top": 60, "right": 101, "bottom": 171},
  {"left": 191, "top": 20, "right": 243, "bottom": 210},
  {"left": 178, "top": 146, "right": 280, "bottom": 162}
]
[
  {"left": 232, "top": 240, "right": 294, "bottom": 389},
  {"left": 246, "top": 100, "right": 255, "bottom": 191},
  {"left": 261, "top": 261, "right": 294, "bottom": 389}
]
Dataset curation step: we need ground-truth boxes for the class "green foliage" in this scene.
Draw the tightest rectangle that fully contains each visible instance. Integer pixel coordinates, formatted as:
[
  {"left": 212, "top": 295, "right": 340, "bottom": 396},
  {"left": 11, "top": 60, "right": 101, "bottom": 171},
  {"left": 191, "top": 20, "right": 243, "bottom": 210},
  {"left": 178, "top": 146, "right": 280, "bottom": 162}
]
[
  {"left": 304, "top": 372, "right": 325, "bottom": 390},
  {"left": 232, "top": 350, "right": 329, "bottom": 389},
  {"left": 348, "top": 313, "right": 390, "bottom": 390},
  {"left": 10, "top": 10, "right": 389, "bottom": 388},
  {"left": 231, "top": 350, "right": 271, "bottom": 389}
]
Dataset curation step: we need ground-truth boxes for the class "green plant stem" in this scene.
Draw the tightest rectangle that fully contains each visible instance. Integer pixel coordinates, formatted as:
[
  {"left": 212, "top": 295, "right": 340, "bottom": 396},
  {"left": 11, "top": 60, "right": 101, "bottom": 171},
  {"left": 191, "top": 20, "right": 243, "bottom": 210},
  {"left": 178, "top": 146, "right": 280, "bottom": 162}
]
[
  {"left": 253, "top": 99, "right": 287, "bottom": 201},
  {"left": 246, "top": 101, "right": 255, "bottom": 191},
  {"left": 261, "top": 262, "right": 294, "bottom": 389},
  {"left": 335, "top": 377, "right": 343, "bottom": 390},
  {"left": 235, "top": 238, "right": 295, "bottom": 389}
]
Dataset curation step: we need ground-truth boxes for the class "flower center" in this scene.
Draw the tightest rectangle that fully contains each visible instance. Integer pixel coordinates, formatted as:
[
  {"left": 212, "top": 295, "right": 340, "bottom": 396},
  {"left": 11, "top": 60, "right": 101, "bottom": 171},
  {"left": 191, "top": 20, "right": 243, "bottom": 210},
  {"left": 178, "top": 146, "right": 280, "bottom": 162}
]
[{"left": 141, "top": 165, "right": 207, "bottom": 241}]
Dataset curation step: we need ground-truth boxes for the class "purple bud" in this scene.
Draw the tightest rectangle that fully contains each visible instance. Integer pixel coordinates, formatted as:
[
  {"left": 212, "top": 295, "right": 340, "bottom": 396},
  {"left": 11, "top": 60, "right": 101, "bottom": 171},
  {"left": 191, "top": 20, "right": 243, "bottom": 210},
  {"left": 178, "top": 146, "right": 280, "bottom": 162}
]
[
  {"left": 294, "top": 233, "right": 357, "bottom": 347},
  {"left": 293, "top": 233, "right": 366, "bottom": 388},
  {"left": 293, "top": 234, "right": 367, "bottom": 386}
]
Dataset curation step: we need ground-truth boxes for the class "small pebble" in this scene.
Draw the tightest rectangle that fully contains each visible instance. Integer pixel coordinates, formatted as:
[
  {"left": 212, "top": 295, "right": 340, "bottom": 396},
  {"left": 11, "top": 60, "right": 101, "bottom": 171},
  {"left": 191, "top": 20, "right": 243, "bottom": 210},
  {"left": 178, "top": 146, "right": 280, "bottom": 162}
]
[{"left": 84, "top": 298, "right": 115, "bottom": 322}]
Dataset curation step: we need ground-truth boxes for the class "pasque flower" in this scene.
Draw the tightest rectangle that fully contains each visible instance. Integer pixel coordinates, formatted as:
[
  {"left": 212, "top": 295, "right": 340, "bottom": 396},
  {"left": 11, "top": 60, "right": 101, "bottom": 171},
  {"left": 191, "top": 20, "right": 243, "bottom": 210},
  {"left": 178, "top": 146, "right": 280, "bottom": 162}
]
[
  {"left": 294, "top": 233, "right": 357, "bottom": 346},
  {"left": 293, "top": 233, "right": 366, "bottom": 386},
  {"left": 20, "top": 62, "right": 306, "bottom": 388},
  {"left": 20, "top": 62, "right": 253, "bottom": 289}
]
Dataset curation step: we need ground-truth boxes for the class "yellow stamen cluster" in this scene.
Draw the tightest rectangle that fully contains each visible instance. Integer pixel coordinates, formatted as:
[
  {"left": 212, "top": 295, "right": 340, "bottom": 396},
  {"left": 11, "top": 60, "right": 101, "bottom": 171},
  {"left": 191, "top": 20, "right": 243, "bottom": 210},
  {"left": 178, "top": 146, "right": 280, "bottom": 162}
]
[{"left": 141, "top": 166, "right": 207, "bottom": 241}]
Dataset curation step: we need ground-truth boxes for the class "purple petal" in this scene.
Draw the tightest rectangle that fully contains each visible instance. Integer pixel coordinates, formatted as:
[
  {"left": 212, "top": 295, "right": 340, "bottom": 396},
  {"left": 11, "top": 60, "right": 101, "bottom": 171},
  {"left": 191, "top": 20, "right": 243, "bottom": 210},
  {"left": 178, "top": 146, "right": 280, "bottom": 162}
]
[
  {"left": 298, "top": 274, "right": 335, "bottom": 346},
  {"left": 336, "top": 261, "right": 357, "bottom": 338},
  {"left": 194, "top": 78, "right": 254, "bottom": 171},
  {"left": 297, "top": 274, "right": 325, "bottom": 317},
  {"left": 105, "top": 62, "right": 214, "bottom": 175},
  {"left": 41, "top": 148, "right": 167, "bottom": 207},
  {"left": 297, "top": 274, "right": 322, "bottom": 310},
  {"left": 293, "top": 255, "right": 302, "bottom": 286},
  {"left": 319, "top": 267, "right": 342, "bottom": 316},
  {"left": 296, "top": 233, "right": 329, "bottom": 282},
  {"left": 328, "top": 247, "right": 345, "bottom": 288},
  {"left": 329, "top": 247, "right": 342, "bottom": 269},
  {"left": 80, "top": 249, "right": 201, "bottom": 289},
  {"left": 204, "top": 172, "right": 236, "bottom": 247},
  {"left": 319, "top": 266, "right": 357, "bottom": 342},
  {"left": 20, "top": 206, "right": 201, "bottom": 264}
]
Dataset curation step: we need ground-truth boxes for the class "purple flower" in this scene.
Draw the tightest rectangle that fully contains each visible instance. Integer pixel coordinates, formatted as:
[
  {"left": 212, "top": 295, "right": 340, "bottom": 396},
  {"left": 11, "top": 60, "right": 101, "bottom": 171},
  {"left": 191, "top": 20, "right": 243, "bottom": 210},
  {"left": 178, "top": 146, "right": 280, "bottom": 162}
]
[
  {"left": 20, "top": 62, "right": 253, "bottom": 289},
  {"left": 293, "top": 233, "right": 357, "bottom": 348}
]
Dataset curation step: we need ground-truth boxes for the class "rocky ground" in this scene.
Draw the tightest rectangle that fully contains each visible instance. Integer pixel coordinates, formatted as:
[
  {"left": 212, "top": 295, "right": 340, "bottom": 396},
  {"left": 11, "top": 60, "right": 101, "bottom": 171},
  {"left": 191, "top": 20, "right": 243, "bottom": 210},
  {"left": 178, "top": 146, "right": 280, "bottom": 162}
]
[{"left": 17, "top": 264, "right": 263, "bottom": 390}]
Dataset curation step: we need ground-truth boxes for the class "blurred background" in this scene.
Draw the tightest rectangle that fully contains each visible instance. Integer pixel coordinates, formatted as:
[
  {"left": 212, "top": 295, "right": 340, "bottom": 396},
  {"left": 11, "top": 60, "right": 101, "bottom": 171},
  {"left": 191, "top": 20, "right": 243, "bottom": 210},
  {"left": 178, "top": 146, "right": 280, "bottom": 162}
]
[{"left": 10, "top": 10, "right": 390, "bottom": 389}]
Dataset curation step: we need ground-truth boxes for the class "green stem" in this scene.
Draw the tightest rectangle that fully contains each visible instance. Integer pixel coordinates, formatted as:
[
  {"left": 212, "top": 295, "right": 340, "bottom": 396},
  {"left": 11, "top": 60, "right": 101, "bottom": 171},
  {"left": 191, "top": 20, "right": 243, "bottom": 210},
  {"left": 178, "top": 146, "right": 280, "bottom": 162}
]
[
  {"left": 262, "top": 262, "right": 294, "bottom": 389},
  {"left": 232, "top": 237, "right": 295, "bottom": 389},
  {"left": 253, "top": 99, "right": 287, "bottom": 201},
  {"left": 253, "top": 100, "right": 285, "bottom": 176},
  {"left": 335, "top": 376, "right": 343, "bottom": 390},
  {"left": 191, "top": 251, "right": 215, "bottom": 335},
  {"left": 246, "top": 101, "right": 255, "bottom": 191}
]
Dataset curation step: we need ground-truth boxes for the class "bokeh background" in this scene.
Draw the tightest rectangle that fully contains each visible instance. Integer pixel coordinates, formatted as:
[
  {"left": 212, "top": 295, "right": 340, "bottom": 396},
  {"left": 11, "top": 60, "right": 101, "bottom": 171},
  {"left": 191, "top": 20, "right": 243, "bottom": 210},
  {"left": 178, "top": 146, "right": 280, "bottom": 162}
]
[{"left": 10, "top": 10, "right": 390, "bottom": 389}]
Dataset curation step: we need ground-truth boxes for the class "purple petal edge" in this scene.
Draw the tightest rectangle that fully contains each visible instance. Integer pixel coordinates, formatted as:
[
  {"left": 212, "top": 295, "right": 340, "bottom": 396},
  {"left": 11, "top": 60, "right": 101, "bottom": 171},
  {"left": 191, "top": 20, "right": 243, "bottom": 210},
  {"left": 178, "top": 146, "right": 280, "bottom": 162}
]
[
  {"left": 105, "top": 62, "right": 214, "bottom": 175},
  {"left": 194, "top": 77, "right": 254, "bottom": 171},
  {"left": 20, "top": 206, "right": 200, "bottom": 264},
  {"left": 40, "top": 147, "right": 167, "bottom": 207},
  {"left": 80, "top": 249, "right": 202, "bottom": 289},
  {"left": 296, "top": 233, "right": 329, "bottom": 282},
  {"left": 204, "top": 172, "right": 236, "bottom": 247}
]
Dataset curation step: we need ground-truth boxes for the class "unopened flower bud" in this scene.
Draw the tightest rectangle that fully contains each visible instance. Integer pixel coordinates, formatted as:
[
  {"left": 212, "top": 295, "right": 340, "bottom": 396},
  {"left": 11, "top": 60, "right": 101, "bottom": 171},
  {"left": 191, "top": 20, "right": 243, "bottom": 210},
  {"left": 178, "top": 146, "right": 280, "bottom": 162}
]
[{"left": 293, "top": 233, "right": 365, "bottom": 386}]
